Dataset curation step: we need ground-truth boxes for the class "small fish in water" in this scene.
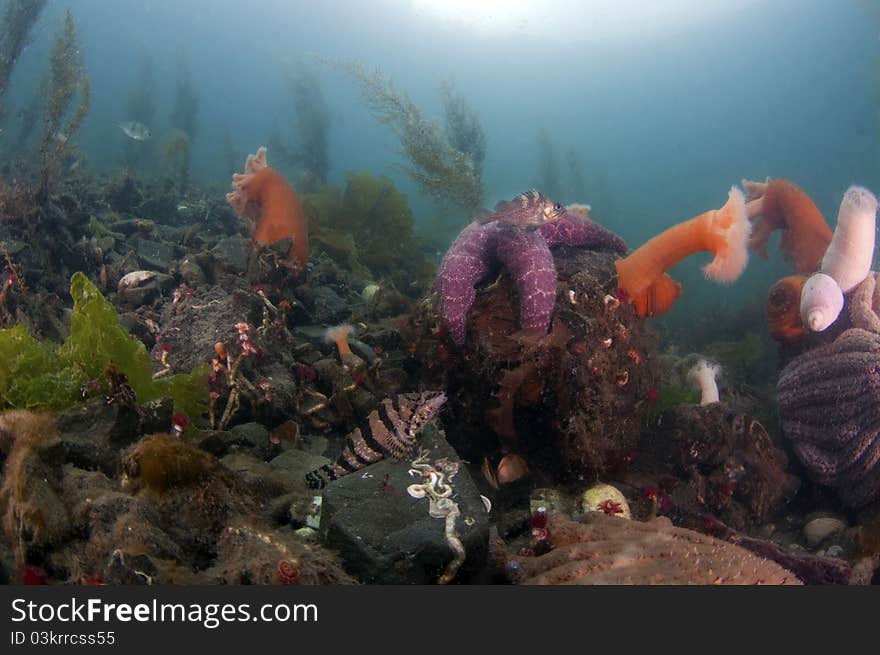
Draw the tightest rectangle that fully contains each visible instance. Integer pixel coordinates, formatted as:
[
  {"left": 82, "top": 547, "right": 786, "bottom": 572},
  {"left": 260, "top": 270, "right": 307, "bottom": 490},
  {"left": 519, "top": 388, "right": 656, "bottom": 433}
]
[
  {"left": 476, "top": 189, "right": 566, "bottom": 227},
  {"left": 115, "top": 121, "right": 152, "bottom": 141}
]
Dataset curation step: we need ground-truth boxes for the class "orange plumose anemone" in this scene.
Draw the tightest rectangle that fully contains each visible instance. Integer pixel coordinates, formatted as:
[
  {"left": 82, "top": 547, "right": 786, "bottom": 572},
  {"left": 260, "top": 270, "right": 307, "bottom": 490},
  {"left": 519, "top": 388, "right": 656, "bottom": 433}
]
[
  {"left": 614, "top": 187, "right": 749, "bottom": 317},
  {"left": 227, "top": 146, "right": 309, "bottom": 274}
]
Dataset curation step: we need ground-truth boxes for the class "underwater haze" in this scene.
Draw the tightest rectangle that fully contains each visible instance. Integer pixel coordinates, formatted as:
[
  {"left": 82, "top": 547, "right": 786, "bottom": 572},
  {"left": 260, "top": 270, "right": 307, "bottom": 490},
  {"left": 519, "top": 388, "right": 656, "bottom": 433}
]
[
  {"left": 19, "top": 0, "right": 876, "bottom": 317},
  {"left": 3, "top": 0, "right": 880, "bottom": 586}
]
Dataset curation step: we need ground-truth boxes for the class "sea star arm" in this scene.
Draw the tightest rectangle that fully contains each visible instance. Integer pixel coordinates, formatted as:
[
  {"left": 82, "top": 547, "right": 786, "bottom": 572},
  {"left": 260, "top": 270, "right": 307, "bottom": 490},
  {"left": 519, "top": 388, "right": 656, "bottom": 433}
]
[
  {"left": 495, "top": 228, "right": 557, "bottom": 336},
  {"left": 434, "top": 222, "right": 499, "bottom": 345},
  {"left": 539, "top": 211, "right": 627, "bottom": 253}
]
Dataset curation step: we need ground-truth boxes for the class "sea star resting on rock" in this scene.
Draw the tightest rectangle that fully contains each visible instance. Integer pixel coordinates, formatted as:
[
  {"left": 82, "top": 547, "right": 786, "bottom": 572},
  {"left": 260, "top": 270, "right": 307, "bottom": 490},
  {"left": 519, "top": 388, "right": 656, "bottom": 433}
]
[{"left": 434, "top": 209, "right": 627, "bottom": 345}]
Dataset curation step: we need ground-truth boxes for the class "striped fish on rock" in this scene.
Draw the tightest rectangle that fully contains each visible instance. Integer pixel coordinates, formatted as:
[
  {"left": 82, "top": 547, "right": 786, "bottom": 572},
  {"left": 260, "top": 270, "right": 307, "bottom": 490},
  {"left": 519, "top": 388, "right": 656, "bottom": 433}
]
[{"left": 304, "top": 391, "right": 447, "bottom": 489}]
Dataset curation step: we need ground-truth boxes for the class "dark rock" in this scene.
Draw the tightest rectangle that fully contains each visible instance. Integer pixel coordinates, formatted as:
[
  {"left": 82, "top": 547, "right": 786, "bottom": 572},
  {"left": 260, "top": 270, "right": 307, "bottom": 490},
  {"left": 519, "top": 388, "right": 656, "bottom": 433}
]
[
  {"left": 220, "top": 453, "right": 294, "bottom": 499},
  {"left": 110, "top": 218, "right": 156, "bottom": 236},
  {"left": 310, "top": 286, "right": 349, "bottom": 324},
  {"left": 54, "top": 398, "right": 173, "bottom": 475},
  {"left": 135, "top": 238, "right": 178, "bottom": 272},
  {"left": 210, "top": 235, "right": 251, "bottom": 275},
  {"left": 178, "top": 256, "right": 207, "bottom": 287},
  {"left": 228, "top": 422, "right": 278, "bottom": 460},
  {"left": 268, "top": 448, "right": 331, "bottom": 491},
  {"left": 95, "top": 236, "right": 116, "bottom": 255},
  {"left": 320, "top": 424, "right": 490, "bottom": 584},
  {"left": 105, "top": 175, "right": 143, "bottom": 213}
]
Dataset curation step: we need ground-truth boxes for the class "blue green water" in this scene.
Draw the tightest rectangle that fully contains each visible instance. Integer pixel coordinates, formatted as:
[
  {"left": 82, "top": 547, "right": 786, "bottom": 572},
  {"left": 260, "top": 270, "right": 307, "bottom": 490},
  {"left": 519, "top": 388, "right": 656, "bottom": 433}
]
[{"left": 2, "top": 0, "right": 878, "bottom": 323}]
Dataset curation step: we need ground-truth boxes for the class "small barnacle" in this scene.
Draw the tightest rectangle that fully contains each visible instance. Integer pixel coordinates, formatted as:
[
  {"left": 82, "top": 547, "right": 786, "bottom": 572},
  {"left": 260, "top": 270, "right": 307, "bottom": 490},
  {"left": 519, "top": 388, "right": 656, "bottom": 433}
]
[
  {"left": 600, "top": 337, "right": 613, "bottom": 348},
  {"left": 568, "top": 289, "right": 578, "bottom": 305},
  {"left": 603, "top": 294, "right": 620, "bottom": 310},
  {"left": 617, "top": 323, "right": 630, "bottom": 341},
  {"left": 627, "top": 348, "right": 642, "bottom": 365},
  {"left": 616, "top": 370, "right": 629, "bottom": 386}
]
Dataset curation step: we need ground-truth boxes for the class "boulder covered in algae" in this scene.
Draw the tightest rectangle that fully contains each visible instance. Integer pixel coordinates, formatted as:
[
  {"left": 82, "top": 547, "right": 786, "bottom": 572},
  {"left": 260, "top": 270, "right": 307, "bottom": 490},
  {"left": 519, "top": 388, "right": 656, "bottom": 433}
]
[
  {"left": 408, "top": 248, "right": 656, "bottom": 482},
  {"left": 637, "top": 403, "right": 800, "bottom": 531},
  {"left": 0, "top": 410, "right": 353, "bottom": 585}
]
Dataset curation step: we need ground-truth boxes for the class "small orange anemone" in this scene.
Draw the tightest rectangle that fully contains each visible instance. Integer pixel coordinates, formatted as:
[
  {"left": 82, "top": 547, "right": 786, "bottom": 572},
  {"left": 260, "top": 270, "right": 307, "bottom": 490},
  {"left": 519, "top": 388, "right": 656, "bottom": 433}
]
[
  {"left": 324, "top": 324, "right": 354, "bottom": 357},
  {"left": 742, "top": 177, "right": 832, "bottom": 275},
  {"left": 766, "top": 275, "right": 807, "bottom": 342},
  {"left": 614, "top": 187, "right": 748, "bottom": 317},
  {"left": 227, "top": 147, "right": 309, "bottom": 274}
]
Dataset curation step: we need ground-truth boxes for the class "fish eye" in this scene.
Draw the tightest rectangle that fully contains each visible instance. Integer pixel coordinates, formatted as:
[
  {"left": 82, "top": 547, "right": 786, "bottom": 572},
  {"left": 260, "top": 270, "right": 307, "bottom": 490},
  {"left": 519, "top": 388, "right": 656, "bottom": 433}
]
[{"left": 554, "top": 203, "right": 563, "bottom": 211}]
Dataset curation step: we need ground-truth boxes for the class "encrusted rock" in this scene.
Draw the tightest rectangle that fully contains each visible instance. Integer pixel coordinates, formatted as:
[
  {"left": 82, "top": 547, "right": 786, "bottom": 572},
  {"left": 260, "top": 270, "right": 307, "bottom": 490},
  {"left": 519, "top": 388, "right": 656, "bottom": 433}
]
[{"left": 504, "top": 512, "right": 801, "bottom": 585}]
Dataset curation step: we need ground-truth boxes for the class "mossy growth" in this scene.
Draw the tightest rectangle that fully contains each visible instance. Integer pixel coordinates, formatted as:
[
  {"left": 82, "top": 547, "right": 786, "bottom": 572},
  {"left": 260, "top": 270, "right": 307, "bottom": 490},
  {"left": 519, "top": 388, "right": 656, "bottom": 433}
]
[
  {"left": 302, "top": 171, "right": 435, "bottom": 294},
  {"left": 0, "top": 272, "right": 207, "bottom": 419},
  {"left": 120, "top": 433, "right": 231, "bottom": 494}
]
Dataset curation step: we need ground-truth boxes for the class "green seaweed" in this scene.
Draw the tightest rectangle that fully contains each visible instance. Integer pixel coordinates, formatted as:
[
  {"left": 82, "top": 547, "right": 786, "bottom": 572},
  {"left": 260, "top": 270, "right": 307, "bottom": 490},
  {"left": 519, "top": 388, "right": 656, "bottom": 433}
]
[
  {"left": 325, "top": 58, "right": 483, "bottom": 213},
  {"left": 0, "top": 324, "right": 80, "bottom": 410},
  {"left": 303, "top": 172, "right": 435, "bottom": 293},
  {"left": 0, "top": 272, "right": 207, "bottom": 419},
  {"left": 642, "top": 384, "right": 701, "bottom": 427},
  {"left": 39, "top": 10, "right": 90, "bottom": 198}
]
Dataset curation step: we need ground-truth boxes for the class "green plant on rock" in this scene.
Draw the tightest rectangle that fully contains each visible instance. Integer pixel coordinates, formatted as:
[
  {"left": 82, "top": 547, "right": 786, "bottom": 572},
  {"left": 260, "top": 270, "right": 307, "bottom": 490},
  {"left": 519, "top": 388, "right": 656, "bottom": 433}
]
[
  {"left": 0, "top": 272, "right": 207, "bottom": 419},
  {"left": 38, "top": 10, "right": 90, "bottom": 199}
]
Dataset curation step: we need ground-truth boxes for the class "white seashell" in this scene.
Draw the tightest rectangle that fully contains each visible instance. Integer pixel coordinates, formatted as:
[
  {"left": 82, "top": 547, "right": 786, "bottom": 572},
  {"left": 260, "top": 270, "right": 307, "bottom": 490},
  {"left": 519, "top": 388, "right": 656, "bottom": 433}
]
[
  {"left": 803, "top": 516, "right": 847, "bottom": 548},
  {"left": 117, "top": 270, "right": 158, "bottom": 292},
  {"left": 361, "top": 283, "right": 380, "bottom": 302}
]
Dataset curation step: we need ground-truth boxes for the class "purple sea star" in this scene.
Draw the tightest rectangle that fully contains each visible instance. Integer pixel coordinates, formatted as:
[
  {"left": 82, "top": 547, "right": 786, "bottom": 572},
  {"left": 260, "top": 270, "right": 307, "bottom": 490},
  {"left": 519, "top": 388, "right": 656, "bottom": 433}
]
[{"left": 434, "top": 210, "right": 627, "bottom": 345}]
